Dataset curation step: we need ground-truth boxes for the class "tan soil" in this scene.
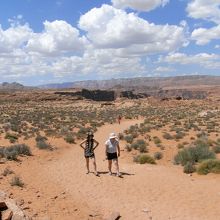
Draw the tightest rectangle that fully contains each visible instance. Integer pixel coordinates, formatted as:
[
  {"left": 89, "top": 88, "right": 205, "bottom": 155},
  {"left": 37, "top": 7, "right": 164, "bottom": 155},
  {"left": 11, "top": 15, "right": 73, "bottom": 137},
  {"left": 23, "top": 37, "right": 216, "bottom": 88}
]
[{"left": 1, "top": 119, "right": 220, "bottom": 220}]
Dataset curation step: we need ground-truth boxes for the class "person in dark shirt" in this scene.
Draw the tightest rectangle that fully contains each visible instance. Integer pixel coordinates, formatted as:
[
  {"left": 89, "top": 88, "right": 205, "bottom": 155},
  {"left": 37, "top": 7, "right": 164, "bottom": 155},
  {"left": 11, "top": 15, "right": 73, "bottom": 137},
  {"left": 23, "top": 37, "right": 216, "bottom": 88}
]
[{"left": 80, "top": 131, "right": 99, "bottom": 176}]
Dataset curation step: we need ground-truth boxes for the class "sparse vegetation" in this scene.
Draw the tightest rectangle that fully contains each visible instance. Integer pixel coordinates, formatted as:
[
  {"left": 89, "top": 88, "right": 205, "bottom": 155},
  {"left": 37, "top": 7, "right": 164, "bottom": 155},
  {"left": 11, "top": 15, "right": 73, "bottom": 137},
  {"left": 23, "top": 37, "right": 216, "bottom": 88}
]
[
  {"left": 10, "top": 176, "right": 24, "bottom": 187},
  {"left": 197, "top": 159, "right": 220, "bottom": 175},
  {"left": 134, "top": 154, "right": 156, "bottom": 164}
]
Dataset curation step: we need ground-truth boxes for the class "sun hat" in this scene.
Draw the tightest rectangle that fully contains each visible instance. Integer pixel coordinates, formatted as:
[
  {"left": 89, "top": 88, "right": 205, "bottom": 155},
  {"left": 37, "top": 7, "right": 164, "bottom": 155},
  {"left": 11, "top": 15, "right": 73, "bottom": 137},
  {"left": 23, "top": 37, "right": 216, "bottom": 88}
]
[{"left": 109, "top": 133, "right": 118, "bottom": 139}]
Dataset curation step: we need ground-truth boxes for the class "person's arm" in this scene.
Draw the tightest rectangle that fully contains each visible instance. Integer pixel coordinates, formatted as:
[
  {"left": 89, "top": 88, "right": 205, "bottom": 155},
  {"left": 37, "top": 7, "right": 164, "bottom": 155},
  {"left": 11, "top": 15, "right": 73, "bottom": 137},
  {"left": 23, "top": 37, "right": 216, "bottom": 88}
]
[
  {"left": 105, "top": 143, "right": 108, "bottom": 159},
  {"left": 93, "top": 139, "right": 99, "bottom": 150},
  {"left": 117, "top": 142, "right": 120, "bottom": 157},
  {"left": 79, "top": 140, "right": 86, "bottom": 149}
]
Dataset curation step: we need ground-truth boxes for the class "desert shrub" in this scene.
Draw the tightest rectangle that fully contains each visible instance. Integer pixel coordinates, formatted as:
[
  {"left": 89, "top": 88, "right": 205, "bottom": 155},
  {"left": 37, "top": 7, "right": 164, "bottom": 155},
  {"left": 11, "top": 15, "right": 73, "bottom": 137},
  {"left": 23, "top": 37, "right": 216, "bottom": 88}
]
[
  {"left": 213, "top": 145, "right": 220, "bottom": 154},
  {"left": 174, "top": 142, "right": 215, "bottom": 166},
  {"left": 0, "top": 144, "right": 31, "bottom": 160},
  {"left": 183, "top": 162, "right": 196, "bottom": 174},
  {"left": 124, "top": 135, "right": 134, "bottom": 144},
  {"left": 131, "top": 139, "right": 148, "bottom": 153},
  {"left": 154, "top": 152, "right": 163, "bottom": 160},
  {"left": 2, "top": 167, "right": 14, "bottom": 176},
  {"left": 125, "top": 144, "right": 132, "bottom": 152},
  {"left": 36, "top": 140, "right": 52, "bottom": 150},
  {"left": 35, "top": 135, "right": 47, "bottom": 142},
  {"left": 118, "top": 133, "right": 124, "bottom": 140},
  {"left": 163, "top": 132, "right": 173, "bottom": 140},
  {"left": 174, "top": 131, "right": 186, "bottom": 140},
  {"left": 177, "top": 143, "right": 184, "bottom": 149},
  {"left": 197, "top": 159, "right": 220, "bottom": 175},
  {"left": 10, "top": 176, "right": 24, "bottom": 187},
  {"left": 64, "top": 134, "right": 75, "bottom": 144},
  {"left": 153, "top": 136, "right": 161, "bottom": 144},
  {"left": 133, "top": 154, "right": 156, "bottom": 164},
  {"left": 5, "top": 133, "right": 18, "bottom": 143}
]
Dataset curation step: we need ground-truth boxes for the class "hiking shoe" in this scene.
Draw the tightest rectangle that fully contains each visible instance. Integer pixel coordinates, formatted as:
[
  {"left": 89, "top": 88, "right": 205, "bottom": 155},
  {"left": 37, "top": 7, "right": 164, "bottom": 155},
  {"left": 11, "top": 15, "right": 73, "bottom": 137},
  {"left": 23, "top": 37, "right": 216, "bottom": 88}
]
[{"left": 116, "top": 173, "right": 122, "bottom": 177}]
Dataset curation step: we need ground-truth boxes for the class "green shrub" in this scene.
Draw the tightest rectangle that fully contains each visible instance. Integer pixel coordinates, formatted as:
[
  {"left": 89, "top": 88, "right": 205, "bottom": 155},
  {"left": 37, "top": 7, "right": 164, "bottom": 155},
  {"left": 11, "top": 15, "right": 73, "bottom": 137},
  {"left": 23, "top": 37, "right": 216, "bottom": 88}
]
[
  {"left": 124, "top": 135, "right": 134, "bottom": 144},
  {"left": 131, "top": 139, "right": 148, "bottom": 153},
  {"left": 154, "top": 152, "right": 163, "bottom": 160},
  {"left": 183, "top": 162, "right": 196, "bottom": 174},
  {"left": 153, "top": 137, "right": 161, "bottom": 144},
  {"left": 5, "top": 133, "right": 18, "bottom": 143},
  {"left": 163, "top": 133, "right": 173, "bottom": 140},
  {"left": 133, "top": 154, "right": 156, "bottom": 164},
  {"left": 197, "top": 159, "right": 220, "bottom": 175},
  {"left": 0, "top": 144, "right": 31, "bottom": 160},
  {"left": 174, "top": 140, "right": 216, "bottom": 166},
  {"left": 36, "top": 140, "right": 52, "bottom": 150},
  {"left": 64, "top": 134, "right": 75, "bottom": 144}
]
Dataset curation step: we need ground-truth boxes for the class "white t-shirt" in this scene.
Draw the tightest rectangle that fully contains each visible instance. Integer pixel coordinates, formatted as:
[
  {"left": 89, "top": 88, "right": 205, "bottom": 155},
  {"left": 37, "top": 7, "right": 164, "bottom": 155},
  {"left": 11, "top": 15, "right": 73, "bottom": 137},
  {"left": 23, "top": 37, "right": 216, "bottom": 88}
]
[{"left": 105, "top": 139, "right": 119, "bottom": 153}]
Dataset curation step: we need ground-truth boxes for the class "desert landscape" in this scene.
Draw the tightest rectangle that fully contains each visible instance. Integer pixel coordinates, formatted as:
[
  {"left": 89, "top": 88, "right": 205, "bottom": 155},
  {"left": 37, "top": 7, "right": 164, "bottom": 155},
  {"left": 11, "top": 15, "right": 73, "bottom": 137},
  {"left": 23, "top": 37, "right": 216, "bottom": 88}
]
[{"left": 0, "top": 77, "right": 220, "bottom": 220}]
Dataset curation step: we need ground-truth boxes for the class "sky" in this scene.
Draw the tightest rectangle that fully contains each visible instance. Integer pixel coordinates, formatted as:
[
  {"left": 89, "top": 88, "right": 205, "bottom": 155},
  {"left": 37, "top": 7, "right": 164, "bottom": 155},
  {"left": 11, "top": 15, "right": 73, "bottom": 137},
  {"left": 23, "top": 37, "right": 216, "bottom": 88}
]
[{"left": 0, "top": 0, "right": 220, "bottom": 86}]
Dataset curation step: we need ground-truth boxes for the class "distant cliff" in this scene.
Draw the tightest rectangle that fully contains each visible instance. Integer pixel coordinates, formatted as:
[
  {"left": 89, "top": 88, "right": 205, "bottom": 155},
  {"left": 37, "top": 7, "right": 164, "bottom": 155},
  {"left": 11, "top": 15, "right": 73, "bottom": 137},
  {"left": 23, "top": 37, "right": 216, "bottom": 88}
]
[{"left": 39, "top": 75, "right": 220, "bottom": 90}]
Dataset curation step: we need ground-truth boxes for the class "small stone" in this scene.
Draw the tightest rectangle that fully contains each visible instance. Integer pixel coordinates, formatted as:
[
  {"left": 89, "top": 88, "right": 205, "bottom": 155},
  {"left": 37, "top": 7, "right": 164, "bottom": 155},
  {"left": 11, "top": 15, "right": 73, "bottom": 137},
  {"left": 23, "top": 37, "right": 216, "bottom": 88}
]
[
  {"left": 0, "top": 200, "right": 7, "bottom": 209},
  {"left": 23, "top": 206, "right": 30, "bottom": 210},
  {"left": 142, "top": 208, "right": 150, "bottom": 213}
]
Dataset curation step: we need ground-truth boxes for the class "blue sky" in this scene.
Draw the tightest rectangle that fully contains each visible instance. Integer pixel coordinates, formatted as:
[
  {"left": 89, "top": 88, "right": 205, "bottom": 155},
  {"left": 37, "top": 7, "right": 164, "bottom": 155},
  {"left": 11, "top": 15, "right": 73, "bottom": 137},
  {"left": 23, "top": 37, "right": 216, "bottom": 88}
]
[{"left": 0, "top": 0, "right": 220, "bottom": 86}]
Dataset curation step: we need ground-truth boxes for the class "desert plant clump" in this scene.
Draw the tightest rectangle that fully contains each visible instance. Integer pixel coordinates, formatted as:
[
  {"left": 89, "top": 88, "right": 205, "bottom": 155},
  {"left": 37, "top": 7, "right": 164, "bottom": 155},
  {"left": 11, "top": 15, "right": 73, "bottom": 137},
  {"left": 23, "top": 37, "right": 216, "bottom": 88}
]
[
  {"left": 64, "top": 133, "right": 75, "bottom": 144},
  {"left": 124, "top": 135, "right": 134, "bottom": 144},
  {"left": 10, "top": 176, "right": 24, "bottom": 187},
  {"left": 153, "top": 136, "right": 161, "bottom": 145},
  {"left": 174, "top": 138, "right": 216, "bottom": 167},
  {"left": 163, "top": 132, "right": 173, "bottom": 140},
  {"left": 213, "top": 145, "right": 220, "bottom": 154},
  {"left": 0, "top": 144, "right": 31, "bottom": 160},
  {"left": 133, "top": 154, "right": 156, "bottom": 164},
  {"left": 125, "top": 144, "right": 132, "bottom": 152},
  {"left": 36, "top": 140, "right": 52, "bottom": 150},
  {"left": 197, "top": 159, "right": 220, "bottom": 175},
  {"left": 2, "top": 167, "right": 14, "bottom": 176},
  {"left": 130, "top": 139, "right": 148, "bottom": 153},
  {"left": 4, "top": 133, "right": 18, "bottom": 143},
  {"left": 183, "top": 162, "right": 196, "bottom": 174},
  {"left": 154, "top": 152, "right": 163, "bottom": 160}
]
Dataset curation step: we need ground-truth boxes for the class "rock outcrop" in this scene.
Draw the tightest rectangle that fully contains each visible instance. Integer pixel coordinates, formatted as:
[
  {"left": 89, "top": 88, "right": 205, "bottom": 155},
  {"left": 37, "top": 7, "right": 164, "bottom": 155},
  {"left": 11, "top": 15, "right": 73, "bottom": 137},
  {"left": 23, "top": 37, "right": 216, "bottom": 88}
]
[{"left": 0, "top": 191, "right": 30, "bottom": 220}]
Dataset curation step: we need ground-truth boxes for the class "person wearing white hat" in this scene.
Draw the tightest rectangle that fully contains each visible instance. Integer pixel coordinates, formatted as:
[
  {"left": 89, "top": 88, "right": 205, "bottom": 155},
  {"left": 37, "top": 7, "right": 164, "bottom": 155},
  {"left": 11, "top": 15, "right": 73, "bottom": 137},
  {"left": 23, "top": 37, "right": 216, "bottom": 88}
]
[{"left": 105, "top": 132, "right": 121, "bottom": 177}]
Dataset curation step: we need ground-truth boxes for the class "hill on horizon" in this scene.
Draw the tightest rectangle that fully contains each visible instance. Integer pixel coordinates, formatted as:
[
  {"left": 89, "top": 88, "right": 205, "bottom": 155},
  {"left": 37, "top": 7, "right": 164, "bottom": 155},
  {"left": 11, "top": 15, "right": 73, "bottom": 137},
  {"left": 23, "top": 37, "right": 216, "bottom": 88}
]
[{"left": 39, "top": 75, "right": 220, "bottom": 90}]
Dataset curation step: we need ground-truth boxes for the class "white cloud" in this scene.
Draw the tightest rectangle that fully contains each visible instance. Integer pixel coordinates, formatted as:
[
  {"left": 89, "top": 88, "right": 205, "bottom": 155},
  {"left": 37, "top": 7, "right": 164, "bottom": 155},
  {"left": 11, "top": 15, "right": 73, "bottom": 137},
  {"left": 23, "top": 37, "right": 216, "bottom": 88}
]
[
  {"left": 154, "top": 66, "right": 175, "bottom": 72},
  {"left": 51, "top": 48, "right": 146, "bottom": 77},
  {"left": 0, "top": 23, "right": 32, "bottom": 53},
  {"left": 159, "top": 52, "right": 220, "bottom": 69},
  {"left": 186, "top": 0, "right": 220, "bottom": 24},
  {"left": 26, "top": 20, "right": 87, "bottom": 55},
  {"left": 111, "top": 0, "right": 169, "bottom": 12},
  {"left": 79, "top": 4, "right": 187, "bottom": 55},
  {"left": 191, "top": 25, "right": 220, "bottom": 45}
]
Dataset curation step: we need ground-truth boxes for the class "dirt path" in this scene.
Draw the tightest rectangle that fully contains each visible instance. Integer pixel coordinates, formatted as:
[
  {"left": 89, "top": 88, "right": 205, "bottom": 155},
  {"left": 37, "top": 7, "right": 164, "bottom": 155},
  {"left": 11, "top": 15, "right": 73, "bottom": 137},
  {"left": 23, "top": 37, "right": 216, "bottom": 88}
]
[{"left": 41, "top": 120, "right": 220, "bottom": 220}]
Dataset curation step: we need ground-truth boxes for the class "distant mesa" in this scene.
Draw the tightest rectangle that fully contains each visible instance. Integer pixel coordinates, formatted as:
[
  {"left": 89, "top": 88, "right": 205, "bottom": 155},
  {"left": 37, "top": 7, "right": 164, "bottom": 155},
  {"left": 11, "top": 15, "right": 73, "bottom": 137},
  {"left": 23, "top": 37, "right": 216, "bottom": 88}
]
[{"left": 0, "top": 82, "right": 35, "bottom": 91}]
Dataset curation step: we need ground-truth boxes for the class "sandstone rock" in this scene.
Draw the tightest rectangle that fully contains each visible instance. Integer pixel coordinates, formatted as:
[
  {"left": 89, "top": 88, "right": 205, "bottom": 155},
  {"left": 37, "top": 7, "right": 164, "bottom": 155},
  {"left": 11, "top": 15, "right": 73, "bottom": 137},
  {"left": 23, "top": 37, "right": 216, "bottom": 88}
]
[
  {"left": 1, "top": 209, "right": 13, "bottom": 220},
  {"left": 0, "top": 158, "right": 7, "bottom": 164},
  {"left": 0, "top": 200, "right": 7, "bottom": 208}
]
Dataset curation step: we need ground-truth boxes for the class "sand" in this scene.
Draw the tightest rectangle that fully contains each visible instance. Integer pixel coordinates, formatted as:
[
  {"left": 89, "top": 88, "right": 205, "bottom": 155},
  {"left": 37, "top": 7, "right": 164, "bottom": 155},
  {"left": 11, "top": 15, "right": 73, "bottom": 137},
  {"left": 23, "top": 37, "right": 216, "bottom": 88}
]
[{"left": 1, "top": 119, "right": 220, "bottom": 220}]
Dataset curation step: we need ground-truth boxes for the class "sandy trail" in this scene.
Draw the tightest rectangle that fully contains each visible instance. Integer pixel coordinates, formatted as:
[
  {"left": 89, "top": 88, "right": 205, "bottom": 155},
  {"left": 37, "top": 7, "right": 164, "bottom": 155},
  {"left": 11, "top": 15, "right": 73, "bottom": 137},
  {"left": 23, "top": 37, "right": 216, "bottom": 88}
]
[{"left": 41, "top": 119, "right": 220, "bottom": 220}]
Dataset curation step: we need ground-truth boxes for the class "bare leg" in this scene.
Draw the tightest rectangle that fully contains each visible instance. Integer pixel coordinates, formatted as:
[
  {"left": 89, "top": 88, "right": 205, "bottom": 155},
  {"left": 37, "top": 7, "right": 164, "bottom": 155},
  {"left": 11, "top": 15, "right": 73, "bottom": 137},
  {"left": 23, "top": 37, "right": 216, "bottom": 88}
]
[
  {"left": 113, "top": 159, "right": 121, "bottom": 176},
  {"left": 108, "top": 160, "right": 112, "bottom": 174},
  {"left": 91, "top": 157, "right": 98, "bottom": 175},
  {"left": 85, "top": 157, "right": 90, "bottom": 174}
]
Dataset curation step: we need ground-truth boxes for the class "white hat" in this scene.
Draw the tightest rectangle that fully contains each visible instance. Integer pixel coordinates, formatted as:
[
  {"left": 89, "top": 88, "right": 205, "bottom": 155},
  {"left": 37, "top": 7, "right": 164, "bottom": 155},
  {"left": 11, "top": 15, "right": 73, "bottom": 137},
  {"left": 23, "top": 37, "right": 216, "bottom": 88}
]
[{"left": 109, "top": 133, "right": 118, "bottom": 139}]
